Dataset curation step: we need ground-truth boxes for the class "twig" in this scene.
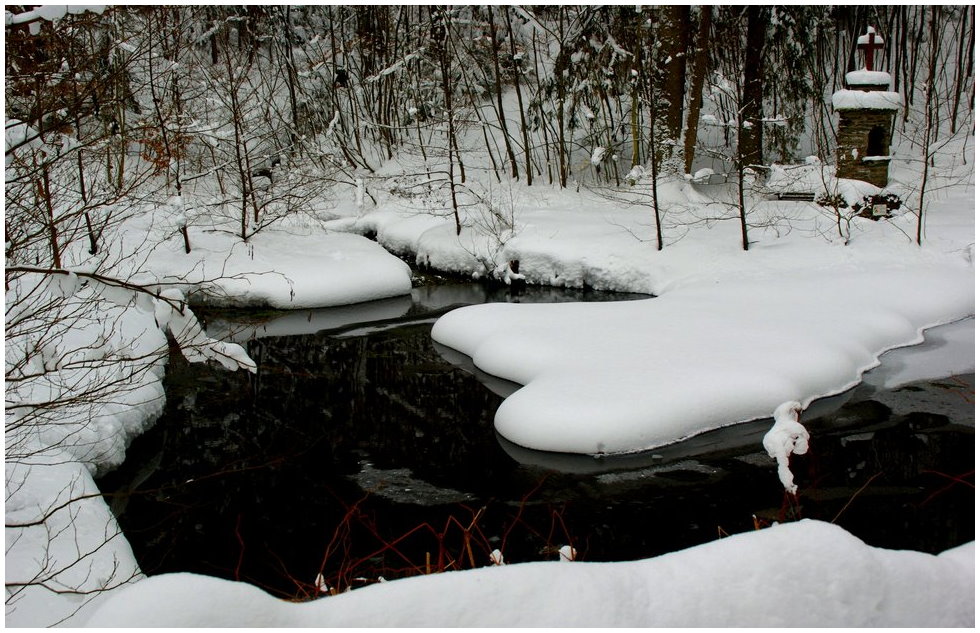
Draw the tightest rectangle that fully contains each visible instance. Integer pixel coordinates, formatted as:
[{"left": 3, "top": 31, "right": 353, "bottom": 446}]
[
  {"left": 832, "top": 472, "right": 883, "bottom": 524},
  {"left": 234, "top": 513, "right": 245, "bottom": 582},
  {"left": 919, "top": 469, "right": 975, "bottom": 508}
]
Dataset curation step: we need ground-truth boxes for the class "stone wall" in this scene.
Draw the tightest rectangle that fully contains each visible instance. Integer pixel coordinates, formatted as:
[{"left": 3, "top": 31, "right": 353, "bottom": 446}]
[{"left": 836, "top": 109, "right": 895, "bottom": 187}]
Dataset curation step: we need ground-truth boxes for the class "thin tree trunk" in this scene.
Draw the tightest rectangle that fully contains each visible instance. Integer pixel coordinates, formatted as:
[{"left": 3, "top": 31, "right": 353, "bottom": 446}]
[
  {"left": 650, "top": 98, "right": 662, "bottom": 251},
  {"left": 282, "top": 6, "right": 300, "bottom": 153},
  {"left": 950, "top": 7, "right": 970, "bottom": 133},
  {"left": 737, "top": 157, "right": 749, "bottom": 251},
  {"left": 432, "top": 7, "right": 461, "bottom": 234},
  {"left": 917, "top": 6, "right": 940, "bottom": 246},
  {"left": 905, "top": 7, "right": 926, "bottom": 123},
  {"left": 507, "top": 11, "right": 533, "bottom": 185},
  {"left": 488, "top": 9, "right": 519, "bottom": 179},
  {"left": 39, "top": 168, "right": 61, "bottom": 268},
  {"left": 222, "top": 46, "right": 251, "bottom": 240},
  {"left": 148, "top": 10, "right": 179, "bottom": 193}
]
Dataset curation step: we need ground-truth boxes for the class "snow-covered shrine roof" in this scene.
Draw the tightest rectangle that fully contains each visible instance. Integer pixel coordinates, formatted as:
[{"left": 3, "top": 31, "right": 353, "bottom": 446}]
[
  {"left": 845, "top": 69, "right": 892, "bottom": 88},
  {"left": 832, "top": 89, "right": 902, "bottom": 111}
]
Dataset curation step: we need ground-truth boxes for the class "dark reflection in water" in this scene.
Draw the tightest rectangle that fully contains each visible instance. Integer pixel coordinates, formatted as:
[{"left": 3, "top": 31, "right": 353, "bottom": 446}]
[{"left": 97, "top": 284, "right": 974, "bottom": 599}]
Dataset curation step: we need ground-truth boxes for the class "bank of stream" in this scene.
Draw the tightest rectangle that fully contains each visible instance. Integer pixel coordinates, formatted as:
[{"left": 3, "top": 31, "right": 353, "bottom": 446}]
[{"left": 97, "top": 279, "right": 975, "bottom": 599}]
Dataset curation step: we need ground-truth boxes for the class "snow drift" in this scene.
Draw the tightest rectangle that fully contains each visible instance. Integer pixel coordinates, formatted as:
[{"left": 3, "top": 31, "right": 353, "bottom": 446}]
[
  {"left": 432, "top": 267, "right": 974, "bottom": 454},
  {"left": 84, "top": 520, "right": 974, "bottom": 627}
]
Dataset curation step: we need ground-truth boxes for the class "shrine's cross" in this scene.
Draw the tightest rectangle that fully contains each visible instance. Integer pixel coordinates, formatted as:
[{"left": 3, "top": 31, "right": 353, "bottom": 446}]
[{"left": 858, "top": 27, "right": 884, "bottom": 71}]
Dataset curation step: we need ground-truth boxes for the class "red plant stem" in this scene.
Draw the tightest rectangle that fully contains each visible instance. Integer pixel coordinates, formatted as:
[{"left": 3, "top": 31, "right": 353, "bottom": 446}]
[
  {"left": 832, "top": 472, "right": 882, "bottom": 524},
  {"left": 922, "top": 469, "right": 975, "bottom": 488},
  {"left": 234, "top": 513, "right": 245, "bottom": 582}
]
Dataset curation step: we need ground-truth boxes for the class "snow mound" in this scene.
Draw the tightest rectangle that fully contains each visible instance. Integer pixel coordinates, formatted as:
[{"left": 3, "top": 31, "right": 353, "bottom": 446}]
[
  {"left": 431, "top": 267, "right": 974, "bottom": 454},
  {"left": 84, "top": 520, "right": 974, "bottom": 627},
  {"left": 133, "top": 225, "right": 413, "bottom": 309}
]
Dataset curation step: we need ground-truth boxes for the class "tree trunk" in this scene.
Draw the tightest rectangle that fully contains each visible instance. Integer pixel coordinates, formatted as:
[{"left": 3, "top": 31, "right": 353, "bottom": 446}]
[
  {"left": 39, "top": 169, "right": 61, "bottom": 268},
  {"left": 737, "top": 157, "right": 749, "bottom": 251},
  {"left": 282, "top": 6, "right": 300, "bottom": 153},
  {"left": 905, "top": 7, "right": 927, "bottom": 123},
  {"left": 950, "top": 6, "right": 970, "bottom": 133},
  {"left": 554, "top": 10, "right": 569, "bottom": 188},
  {"left": 658, "top": 5, "right": 689, "bottom": 168},
  {"left": 650, "top": 98, "right": 663, "bottom": 251},
  {"left": 487, "top": 9, "right": 519, "bottom": 179},
  {"left": 508, "top": 11, "right": 533, "bottom": 185},
  {"left": 683, "top": 6, "right": 712, "bottom": 174},
  {"left": 917, "top": 6, "right": 940, "bottom": 246},
  {"left": 431, "top": 7, "right": 462, "bottom": 234},
  {"left": 738, "top": 6, "right": 766, "bottom": 168}
]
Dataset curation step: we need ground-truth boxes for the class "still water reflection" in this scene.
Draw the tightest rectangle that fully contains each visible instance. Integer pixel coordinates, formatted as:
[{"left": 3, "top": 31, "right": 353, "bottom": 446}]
[{"left": 97, "top": 283, "right": 974, "bottom": 598}]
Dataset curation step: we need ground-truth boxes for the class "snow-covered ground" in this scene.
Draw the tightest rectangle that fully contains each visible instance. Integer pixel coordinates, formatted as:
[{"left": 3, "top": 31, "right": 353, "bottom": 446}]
[
  {"left": 6, "top": 133, "right": 975, "bottom": 626},
  {"left": 352, "top": 141, "right": 976, "bottom": 456}
]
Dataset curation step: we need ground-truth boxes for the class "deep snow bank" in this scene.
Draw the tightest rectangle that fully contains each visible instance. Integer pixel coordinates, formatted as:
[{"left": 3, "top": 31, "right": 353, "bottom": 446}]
[
  {"left": 5, "top": 281, "right": 167, "bottom": 626},
  {"left": 431, "top": 267, "right": 974, "bottom": 454},
  {"left": 4, "top": 272, "right": 254, "bottom": 626},
  {"left": 84, "top": 520, "right": 974, "bottom": 627},
  {"left": 126, "top": 219, "right": 414, "bottom": 309}
]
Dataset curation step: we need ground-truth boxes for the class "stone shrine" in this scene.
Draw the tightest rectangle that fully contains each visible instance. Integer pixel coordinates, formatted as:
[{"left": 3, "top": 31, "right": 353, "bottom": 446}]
[{"left": 831, "top": 26, "right": 902, "bottom": 187}]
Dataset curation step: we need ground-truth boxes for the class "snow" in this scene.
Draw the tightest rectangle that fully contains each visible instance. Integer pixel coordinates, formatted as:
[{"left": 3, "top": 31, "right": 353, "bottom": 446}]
[
  {"left": 762, "top": 401, "right": 809, "bottom": 494},
  {"left": 691, "top": 167, "right": 715, "bottom": 182},
  {"left": 766, "top": 162, "right": 881, "bottom": 205},
  {"left": 856, "top": 28, "right": 882, "bottom": 46},
  {"left": 8, "top": 137, "right": 974, "bottom": 629},
  {"left": 4, "top": 119, "right": 40, "bottom": 167},
  {"left": 84, "top": 520, "right": 974, "bottom": 627},
  {"left": 832, "top": 89, "right": 903, "bottom": 111},
  {"left": 866, "top": 316, "right": 975, "bottom": 390},
  {"left": 5, "top": 11, "right": 975, "bottom": 627},
  {"left": 845, "top": 69, "right": 892, "bottom": 87},
  {"left": 431, "top": 267, "right": 973, "bottom": 454},
  {"left": 6, "top": 281, "right": 165, "bottom": 625},
  {"left": 110, "top": 214, "right": 413, "bottom": 309},
  {"left": 6, "top": 460, "right": 143, "bottom": 627},
  {"left": 4, "top": 5, "right": 104, "bottom": 28}
]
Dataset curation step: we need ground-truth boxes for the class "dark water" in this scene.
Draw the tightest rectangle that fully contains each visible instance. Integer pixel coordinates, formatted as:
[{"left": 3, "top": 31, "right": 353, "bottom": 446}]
[{"left": 97, "top": 282, "right": 975, "bottom": 599}]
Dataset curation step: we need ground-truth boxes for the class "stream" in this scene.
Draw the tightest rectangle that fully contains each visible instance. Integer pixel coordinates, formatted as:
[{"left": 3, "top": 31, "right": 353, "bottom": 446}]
[{"left": 97, "top": 279, "right": 975, "bottom": 599}]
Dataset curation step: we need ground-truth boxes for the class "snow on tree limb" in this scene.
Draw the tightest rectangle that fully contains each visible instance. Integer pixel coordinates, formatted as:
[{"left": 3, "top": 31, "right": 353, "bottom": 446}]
[
  {"left": 153, "top": 288, "right": 255, "bottom": 373},
  {"left": 7, "top": 266, "right": 256, "bottom": 374},
  {"left": 763, "top": 401, "right": 809, "bottom": 495}
]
